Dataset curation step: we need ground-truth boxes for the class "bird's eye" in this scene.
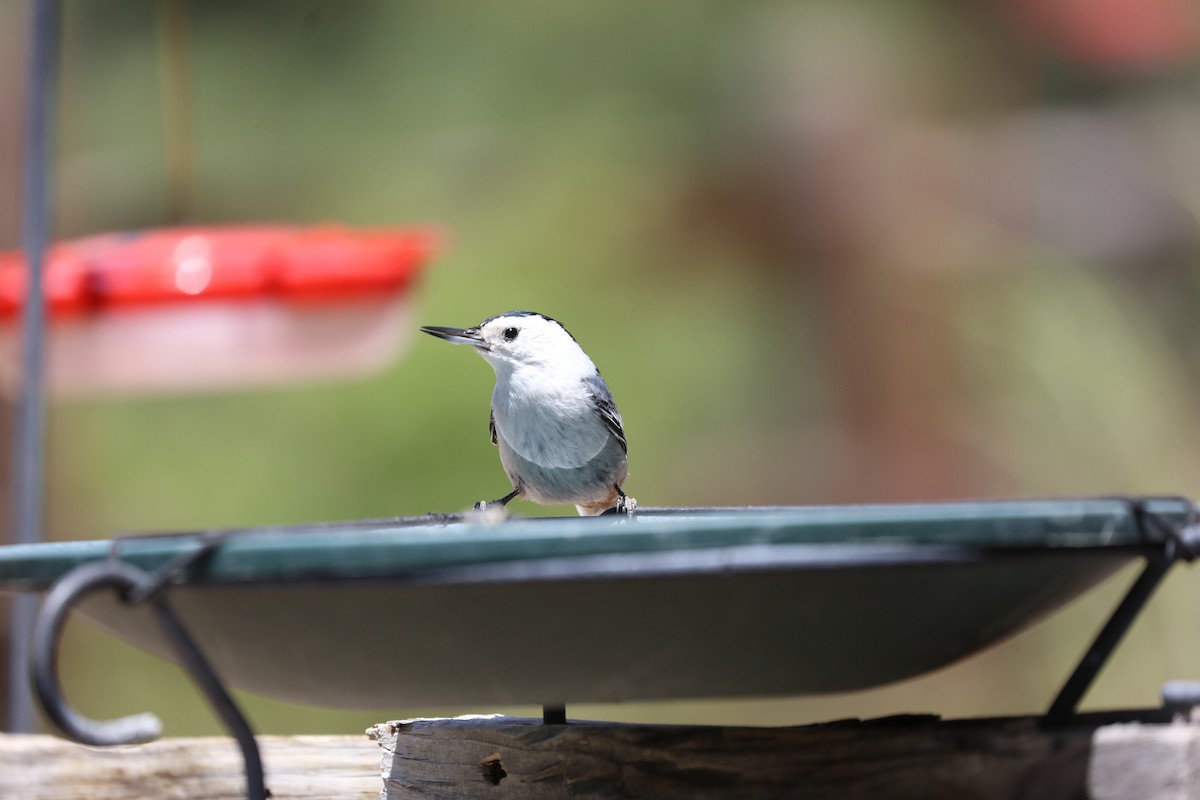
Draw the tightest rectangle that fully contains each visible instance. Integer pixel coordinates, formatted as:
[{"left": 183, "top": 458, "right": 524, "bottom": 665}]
[{"left": 502, "top": 327, "right": 519, "bottom": 341}]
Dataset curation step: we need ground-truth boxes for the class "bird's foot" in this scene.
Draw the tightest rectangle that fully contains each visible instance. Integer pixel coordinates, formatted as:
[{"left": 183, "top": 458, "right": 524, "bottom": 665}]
[
  {"left": 599, "top": 494, "right": 637, "bottom": 516},
  {"left": 469, "top": 488, "right": 520, "bottom": 518},
  {"left": 468, "top": 501, "right": 510, "bottom": 524}
]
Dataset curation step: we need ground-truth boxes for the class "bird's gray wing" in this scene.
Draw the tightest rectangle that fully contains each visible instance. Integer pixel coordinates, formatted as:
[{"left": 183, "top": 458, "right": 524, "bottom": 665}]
[
  {"left": 489, "top": 408, "right": 498, "bottom": 446},
  {"left": 582, "top": 372, "right": 627, "bottom": 454}
]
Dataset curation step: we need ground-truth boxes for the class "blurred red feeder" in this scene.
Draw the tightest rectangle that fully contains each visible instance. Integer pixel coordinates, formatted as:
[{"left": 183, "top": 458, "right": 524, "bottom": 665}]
[
  {"left": 0, "top": 225, "right": 437, "bottom": 395},
  {"left": 1007, "top": 0, "right": 1198, "bottom": 68}
]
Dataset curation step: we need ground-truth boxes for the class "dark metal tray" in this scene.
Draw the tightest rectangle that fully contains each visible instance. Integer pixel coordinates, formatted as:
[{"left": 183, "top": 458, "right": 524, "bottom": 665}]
[{"left": 1, "top": 499, "right": 1188, "bottom": 709}]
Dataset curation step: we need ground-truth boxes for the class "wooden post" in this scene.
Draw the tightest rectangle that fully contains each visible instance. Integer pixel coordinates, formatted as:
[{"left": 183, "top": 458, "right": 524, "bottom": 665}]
[
  {"left": 367, "top": 714, "right": 1200, "bottom": 800},
  {"left": 3, "top": 715, "right": 1200, "bottom": 798},
  {"left": 0, "top": 734, "right": 380, "bottom": 799},
  {"left": 1090, "top": 723, "right": 1200, "bottom": 800}
]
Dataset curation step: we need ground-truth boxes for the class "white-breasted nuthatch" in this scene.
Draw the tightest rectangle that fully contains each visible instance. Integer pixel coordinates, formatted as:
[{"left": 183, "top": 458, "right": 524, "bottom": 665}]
[{"left": 421, "top": 311, "right": 634, "bottom": 516}]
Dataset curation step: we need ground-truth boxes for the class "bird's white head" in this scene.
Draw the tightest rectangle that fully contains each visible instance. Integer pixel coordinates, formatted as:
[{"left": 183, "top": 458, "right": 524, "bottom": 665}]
[{"left": 421, "top": 311, "right": 596, "bottom": 377}]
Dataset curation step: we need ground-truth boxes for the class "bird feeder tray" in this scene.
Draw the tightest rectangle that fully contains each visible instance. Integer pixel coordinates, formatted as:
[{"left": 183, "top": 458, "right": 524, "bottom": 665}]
[
  {"left": 0, "top": 498, "right": 1189, "bottom": 710},
  {"left": 0, "top": 225, "right": 436, "bottom": 395}
]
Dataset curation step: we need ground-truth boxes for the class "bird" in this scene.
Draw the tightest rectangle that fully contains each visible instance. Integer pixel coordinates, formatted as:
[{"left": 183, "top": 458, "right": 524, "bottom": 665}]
[{"left": 421, "top": 311, "right": 634, "bottom": 516}]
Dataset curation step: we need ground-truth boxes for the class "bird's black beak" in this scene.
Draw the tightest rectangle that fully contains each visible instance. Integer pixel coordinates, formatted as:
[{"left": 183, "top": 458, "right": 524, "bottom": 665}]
[{"left": 420, "top": 325, "right": 489, "bottom": 350}]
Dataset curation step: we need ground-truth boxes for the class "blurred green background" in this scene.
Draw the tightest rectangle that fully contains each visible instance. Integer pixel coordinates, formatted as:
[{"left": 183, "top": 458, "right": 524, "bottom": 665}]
[{"left": 3, "top": 0, "right": 1200, "bottom": 735}]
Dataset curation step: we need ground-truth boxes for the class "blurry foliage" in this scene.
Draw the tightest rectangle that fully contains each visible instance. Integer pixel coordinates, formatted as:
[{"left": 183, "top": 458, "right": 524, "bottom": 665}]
[{"left": 2, "top": 0, "right": 1200, "bottom": 734}]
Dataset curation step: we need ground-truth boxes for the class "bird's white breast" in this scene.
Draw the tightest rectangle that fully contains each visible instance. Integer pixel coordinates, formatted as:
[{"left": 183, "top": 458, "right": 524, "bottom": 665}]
[{"left": 491, "top": 365, "right": 611, "bottom": 469}]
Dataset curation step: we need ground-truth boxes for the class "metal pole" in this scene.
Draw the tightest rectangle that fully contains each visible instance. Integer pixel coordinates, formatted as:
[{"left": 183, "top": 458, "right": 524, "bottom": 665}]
[{"left": 8, "top": 0, "right": 59, "bottom": 733}]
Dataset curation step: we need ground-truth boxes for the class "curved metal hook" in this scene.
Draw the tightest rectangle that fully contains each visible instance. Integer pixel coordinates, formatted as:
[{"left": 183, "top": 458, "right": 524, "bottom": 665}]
[
  {"left": 31, "top": 555, "right": 266, "bottom": 799},
  {"left": 31, "top": 559, "right": 163, "bottom": 745}
]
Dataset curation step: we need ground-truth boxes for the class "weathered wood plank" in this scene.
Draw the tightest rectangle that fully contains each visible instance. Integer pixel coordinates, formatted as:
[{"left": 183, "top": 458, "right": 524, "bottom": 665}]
[
  {"left": 1090, "top": 723, "right": 1200, "bottom": 800},
  {"left": 6, "top": 715, "right": 1199, "bottom": 800},
  {"left": 367, "top": 714, "right": 1200, "bottom": 800},
  {"left": 0, "top": 734, "right": 379, "bottom": 800}
]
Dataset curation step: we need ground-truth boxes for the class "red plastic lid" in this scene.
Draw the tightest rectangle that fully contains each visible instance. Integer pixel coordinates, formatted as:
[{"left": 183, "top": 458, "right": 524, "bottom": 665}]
[{"left": 0, "top": 225, "right": 437, "bottom": 319}]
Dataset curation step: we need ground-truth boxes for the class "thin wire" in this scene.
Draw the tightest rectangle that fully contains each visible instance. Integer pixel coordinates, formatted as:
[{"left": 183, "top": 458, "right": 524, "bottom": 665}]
[
  {"left": 155, "top": 0, "right": 195, "bottom": 223},
  {"left": 7, "top": 0, "right": 59, "bottom": 734}
]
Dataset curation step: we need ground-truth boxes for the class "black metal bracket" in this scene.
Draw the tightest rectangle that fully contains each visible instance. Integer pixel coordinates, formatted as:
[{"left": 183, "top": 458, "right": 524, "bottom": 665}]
[
  {"left": 1043, "top": 498, "right": 1199, "bottom": 727},
  {"left": 29, "top": 533, "right": 267, "bottom": 800}
]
